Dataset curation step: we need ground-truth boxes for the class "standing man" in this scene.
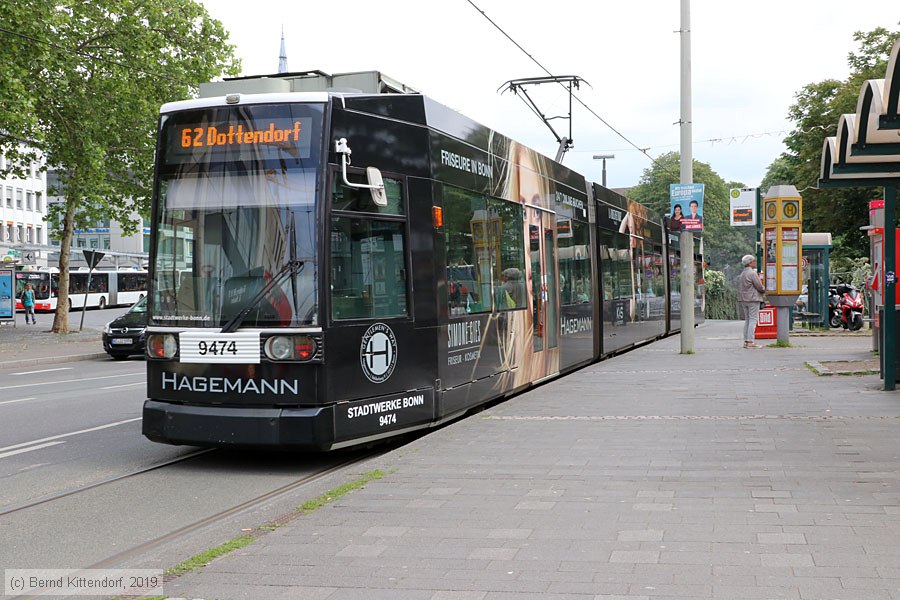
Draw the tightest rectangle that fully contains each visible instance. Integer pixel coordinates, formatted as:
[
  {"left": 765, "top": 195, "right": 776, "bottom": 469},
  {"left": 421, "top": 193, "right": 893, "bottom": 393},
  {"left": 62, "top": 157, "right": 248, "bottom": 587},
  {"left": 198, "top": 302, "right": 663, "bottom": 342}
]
[
  {"left": 22, "top": 283, "right": 36, "bottom": 325},
  {"left": 738, "top": 255, "right": 765, "bottom": 348}
]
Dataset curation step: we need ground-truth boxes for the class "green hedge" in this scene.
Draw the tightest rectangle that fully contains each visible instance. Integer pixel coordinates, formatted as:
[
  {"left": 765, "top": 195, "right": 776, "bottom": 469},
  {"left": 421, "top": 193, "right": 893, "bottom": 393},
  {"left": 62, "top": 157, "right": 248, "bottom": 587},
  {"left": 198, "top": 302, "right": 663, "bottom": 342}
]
[{"left": 705, "top": 269, "right": 738, "bottom": 320}]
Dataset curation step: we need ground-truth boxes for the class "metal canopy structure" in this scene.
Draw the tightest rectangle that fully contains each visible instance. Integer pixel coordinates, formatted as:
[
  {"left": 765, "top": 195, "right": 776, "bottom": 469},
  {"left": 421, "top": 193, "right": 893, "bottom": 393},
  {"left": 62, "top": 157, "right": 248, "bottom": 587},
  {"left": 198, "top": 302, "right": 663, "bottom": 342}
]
[
  {"left": 819, "top": 38, "right": 900, "bottom": 390},
  {"left": 498, "top": 76, "right": 588, "bottom": 163}
]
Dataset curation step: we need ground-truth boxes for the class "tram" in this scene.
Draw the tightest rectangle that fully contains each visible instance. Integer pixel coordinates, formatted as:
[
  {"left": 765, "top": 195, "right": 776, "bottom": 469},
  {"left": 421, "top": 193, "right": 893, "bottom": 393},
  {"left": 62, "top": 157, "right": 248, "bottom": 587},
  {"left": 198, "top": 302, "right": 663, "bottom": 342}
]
[{"left": 142, "top": 71, "right": 703, "bottom": 450}]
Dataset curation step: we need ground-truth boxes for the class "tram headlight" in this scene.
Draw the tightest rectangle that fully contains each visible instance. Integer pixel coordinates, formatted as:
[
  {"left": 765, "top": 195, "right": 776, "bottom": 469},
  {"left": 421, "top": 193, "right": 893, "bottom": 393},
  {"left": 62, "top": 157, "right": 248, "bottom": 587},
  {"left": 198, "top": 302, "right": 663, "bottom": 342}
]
[
  {"left": 263, "top": 335, "right": 318, "bottom": 362},
  {"left": 265, "top": 336, "right": 294, "bottom": 361},
  {"left": 147, "top": 333, "right": 177, "bottom": 359}
]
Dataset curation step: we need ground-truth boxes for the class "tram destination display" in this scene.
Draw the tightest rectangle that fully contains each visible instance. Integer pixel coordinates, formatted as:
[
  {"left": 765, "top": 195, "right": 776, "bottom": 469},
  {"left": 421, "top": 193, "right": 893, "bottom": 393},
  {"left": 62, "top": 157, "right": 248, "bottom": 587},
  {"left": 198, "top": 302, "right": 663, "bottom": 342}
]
[{"left": 162, "top": 104, "right": 322, "bottom": 165}]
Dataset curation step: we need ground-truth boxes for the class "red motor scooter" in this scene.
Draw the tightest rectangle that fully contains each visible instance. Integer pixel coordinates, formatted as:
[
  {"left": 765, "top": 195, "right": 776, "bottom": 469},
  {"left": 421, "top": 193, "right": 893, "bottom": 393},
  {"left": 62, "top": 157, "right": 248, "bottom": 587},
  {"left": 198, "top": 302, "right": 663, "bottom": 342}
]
[{"left": 835, "top": 283, "right": 864, "bottom": 331}]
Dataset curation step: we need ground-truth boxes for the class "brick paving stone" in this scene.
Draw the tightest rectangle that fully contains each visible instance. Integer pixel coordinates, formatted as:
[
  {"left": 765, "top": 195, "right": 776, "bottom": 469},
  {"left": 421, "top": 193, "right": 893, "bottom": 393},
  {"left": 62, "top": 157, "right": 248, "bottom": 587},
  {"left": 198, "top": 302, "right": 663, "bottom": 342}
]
[{"left": 156, "top": 322, "right": 900, "bottom": 600}]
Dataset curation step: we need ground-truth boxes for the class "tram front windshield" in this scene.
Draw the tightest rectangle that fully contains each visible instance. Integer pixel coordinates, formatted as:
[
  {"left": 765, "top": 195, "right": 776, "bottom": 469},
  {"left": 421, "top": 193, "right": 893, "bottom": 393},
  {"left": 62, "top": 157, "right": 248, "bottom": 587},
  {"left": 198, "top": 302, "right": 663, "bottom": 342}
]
[{"left": 151, "top": 103, "right": 324, "bottom": 328}]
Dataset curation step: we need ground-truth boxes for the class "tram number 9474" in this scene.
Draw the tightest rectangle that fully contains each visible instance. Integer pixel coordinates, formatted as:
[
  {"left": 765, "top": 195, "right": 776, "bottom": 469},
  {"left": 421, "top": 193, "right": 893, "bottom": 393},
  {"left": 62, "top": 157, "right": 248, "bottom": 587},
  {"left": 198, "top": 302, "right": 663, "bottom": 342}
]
[
  {"left": 197, "top": 340, "right": 238, "bottom": 356},
  {"left": 379, "top": 414, "right": 397, "bottom": 427}
]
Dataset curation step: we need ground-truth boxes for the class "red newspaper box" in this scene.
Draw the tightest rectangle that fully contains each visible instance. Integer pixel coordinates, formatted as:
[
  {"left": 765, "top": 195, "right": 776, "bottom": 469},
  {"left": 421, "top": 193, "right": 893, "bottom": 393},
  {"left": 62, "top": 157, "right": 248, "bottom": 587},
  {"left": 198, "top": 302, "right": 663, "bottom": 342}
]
[{"left": 755, "top": 304, "right": 777, "bottom": 339}]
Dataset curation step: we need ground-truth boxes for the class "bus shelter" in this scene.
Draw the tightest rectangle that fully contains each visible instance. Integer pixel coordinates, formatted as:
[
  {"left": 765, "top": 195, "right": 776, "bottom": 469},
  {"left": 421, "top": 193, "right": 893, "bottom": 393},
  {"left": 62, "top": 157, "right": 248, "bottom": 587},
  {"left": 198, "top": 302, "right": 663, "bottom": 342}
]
[
  {"left": 798, "top": 232, "right": 832, "bottom": 328},
  {"left": 818, "top": 37, "right": 900, "bottom": 390}
]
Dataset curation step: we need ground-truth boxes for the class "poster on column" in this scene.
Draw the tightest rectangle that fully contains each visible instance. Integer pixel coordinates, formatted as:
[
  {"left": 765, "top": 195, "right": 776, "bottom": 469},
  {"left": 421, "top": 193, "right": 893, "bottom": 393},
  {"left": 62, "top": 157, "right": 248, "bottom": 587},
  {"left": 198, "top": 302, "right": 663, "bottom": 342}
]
[
  {"left": 781, "top": 228, "right": 799, "bottom": 291},
  {"left": 765, "top": 229, "right": 777, "bottom": 290},
  {"left": 669, "top": 183, "right": 704, "bottom": 232}
]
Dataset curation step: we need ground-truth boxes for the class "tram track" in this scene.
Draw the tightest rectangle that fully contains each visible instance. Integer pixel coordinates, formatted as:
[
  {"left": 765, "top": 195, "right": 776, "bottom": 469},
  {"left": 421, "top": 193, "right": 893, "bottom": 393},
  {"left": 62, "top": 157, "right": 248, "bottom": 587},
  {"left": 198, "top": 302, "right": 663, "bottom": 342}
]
[
  {"left": 7, "top": 447, "right": 385, "bottom": 600},
  {"left": 0, "top": 448, "right": 216, "bottom": 518},
  {"left": 82, "top": 449, "right": 381, "bottom": 571}
]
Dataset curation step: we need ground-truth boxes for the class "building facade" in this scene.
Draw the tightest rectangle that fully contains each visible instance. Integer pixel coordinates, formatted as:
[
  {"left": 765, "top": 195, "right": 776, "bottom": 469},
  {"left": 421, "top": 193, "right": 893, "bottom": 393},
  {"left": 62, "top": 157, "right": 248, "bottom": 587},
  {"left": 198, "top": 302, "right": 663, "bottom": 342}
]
[
  {"left": 1, "top": 151, "right": 147, "bottom": 269},
  {"left": 46, "top": 195, "right": 148, "bottom": 270},
  {"left": 0, "top": 152, "right": 48, "bottom": 265}
]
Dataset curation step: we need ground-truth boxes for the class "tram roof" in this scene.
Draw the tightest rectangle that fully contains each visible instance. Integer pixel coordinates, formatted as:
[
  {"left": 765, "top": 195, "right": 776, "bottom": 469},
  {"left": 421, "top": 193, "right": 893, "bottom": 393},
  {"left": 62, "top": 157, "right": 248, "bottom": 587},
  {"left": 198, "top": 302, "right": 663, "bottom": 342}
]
[
  {"left": 163, "top": 71, "right": 588, "bottom": 191},
  {"left": 160, "top": 92, "right": 331, "bottom": 113},
  {"left": 199, "top": 70, "right": 418, "bottom": 97}
]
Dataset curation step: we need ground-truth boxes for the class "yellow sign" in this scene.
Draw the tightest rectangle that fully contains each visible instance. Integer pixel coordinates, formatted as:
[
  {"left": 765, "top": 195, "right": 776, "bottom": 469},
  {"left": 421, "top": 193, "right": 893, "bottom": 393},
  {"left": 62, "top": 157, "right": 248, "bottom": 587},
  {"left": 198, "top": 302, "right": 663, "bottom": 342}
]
[{"left": 783, "top": 201, "right": 799, "bottom": 220}]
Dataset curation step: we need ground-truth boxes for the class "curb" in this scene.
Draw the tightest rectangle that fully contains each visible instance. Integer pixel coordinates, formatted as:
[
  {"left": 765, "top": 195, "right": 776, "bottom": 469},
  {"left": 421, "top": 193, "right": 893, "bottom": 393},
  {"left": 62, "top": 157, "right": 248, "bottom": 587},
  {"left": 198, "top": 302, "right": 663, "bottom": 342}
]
[
  {"left": 0, "top": 352, "right": 110, "bottom": 370},
  {"left": 805, "top": 359, "right": 881, "bottom": 376},
  {"left": 789, "top": 330, "right": 872, "bottom": 337}
]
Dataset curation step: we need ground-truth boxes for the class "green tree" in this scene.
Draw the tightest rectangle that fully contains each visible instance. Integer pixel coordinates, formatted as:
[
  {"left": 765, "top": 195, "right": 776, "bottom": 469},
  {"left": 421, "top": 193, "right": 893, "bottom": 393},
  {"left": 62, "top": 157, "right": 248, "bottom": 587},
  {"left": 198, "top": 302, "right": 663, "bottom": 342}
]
[
  {"left": 758, "top": 154, "right": 798, "bottom": 192},
  {"left": 769, "top": 25, "right": 900, "bottom": 261},
  {"left": 0, "top": 1, "right": 54, "bottom": 173},
  {"left": 0, "top": 0, "right": 240, "bottom": 332},
  {"left": 628, "top": 151, "right": 755, "bottom": 279}
]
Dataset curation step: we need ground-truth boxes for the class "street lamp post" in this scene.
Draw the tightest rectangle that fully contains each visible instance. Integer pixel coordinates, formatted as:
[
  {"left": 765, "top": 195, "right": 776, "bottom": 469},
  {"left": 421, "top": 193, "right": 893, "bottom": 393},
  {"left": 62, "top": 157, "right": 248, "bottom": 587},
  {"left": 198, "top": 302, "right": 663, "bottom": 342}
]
[{"left": 592, "top": 154, "right": 615, "bottom": 187}]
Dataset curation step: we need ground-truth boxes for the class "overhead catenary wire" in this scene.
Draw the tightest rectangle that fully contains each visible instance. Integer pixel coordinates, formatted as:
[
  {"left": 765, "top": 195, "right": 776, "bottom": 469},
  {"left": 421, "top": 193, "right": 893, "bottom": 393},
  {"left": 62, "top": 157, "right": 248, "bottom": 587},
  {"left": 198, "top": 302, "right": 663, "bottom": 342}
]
[
  {"left": 465, "top": 1, "right": 834, "bottom": 180},
  {"left": 464, "top": 0, "right": 675, "bottom": 175},
  {"left": 5, "top": 10, "right": 826, "bottom": 181},
  {"left": 577, "top": 124, "right": 836, "bottom": 155}
]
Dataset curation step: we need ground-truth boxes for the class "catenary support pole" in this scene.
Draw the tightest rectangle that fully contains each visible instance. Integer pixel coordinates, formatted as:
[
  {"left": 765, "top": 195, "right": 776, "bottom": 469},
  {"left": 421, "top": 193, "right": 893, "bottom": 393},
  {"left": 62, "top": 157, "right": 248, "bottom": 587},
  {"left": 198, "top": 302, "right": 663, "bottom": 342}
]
[{"left": 679, "top": 0, "right": 694, "bottom": 353}]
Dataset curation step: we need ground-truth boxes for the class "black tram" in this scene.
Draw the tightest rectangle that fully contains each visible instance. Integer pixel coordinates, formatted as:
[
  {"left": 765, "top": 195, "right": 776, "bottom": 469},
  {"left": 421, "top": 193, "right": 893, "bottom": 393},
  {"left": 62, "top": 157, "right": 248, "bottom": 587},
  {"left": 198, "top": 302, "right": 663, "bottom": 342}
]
[{"left": 142, "top": 71, "right": 703, "bottom": 450}]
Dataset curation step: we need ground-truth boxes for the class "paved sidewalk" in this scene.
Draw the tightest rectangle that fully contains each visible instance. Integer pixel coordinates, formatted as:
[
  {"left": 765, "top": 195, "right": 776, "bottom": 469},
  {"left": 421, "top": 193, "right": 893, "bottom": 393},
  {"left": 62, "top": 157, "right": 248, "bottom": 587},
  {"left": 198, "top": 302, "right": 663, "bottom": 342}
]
[
  {"left": 0, "top": 317, "right": 106, "bottom": 368},
  {"left": 156, "top": 321, "right": 900, "bottom": 600}
]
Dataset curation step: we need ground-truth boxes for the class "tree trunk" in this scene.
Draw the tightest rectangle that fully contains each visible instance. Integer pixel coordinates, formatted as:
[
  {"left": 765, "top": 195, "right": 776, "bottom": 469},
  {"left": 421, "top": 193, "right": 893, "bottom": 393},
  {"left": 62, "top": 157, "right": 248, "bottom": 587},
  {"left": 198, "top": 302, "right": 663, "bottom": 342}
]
[{"left": 51, "top": 198, "right": 77, "bottom": 333}]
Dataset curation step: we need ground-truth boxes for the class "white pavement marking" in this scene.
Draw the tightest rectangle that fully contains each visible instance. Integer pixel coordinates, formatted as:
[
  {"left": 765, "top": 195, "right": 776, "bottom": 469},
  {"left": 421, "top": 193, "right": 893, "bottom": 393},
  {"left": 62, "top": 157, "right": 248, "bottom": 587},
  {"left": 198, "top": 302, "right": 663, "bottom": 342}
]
[
  {"left": 0, "top": 441, "right": 65, "bottom": 460},
  {"left": 12, "top": 367, "right": 73, "bottom": 376},
  {"left": 0, "top": 397, "right": 37, "bottom": 407},
  {"left": 0, "top": 418, "right": 142, "bottom": 454},
  {"left": 101, "top": 382, "right": 145, "bottom": 390},
  {"left": 0, "top": 372, "right": 144, "bottom": 391}
]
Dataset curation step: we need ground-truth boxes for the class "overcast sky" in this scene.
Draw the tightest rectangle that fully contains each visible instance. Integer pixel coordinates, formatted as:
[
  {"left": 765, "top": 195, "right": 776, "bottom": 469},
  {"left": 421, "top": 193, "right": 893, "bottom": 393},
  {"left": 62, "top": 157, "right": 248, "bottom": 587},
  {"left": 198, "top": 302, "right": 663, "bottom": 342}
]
[{"left": 198, "top": 0, "right": 898, "bottom": 190}]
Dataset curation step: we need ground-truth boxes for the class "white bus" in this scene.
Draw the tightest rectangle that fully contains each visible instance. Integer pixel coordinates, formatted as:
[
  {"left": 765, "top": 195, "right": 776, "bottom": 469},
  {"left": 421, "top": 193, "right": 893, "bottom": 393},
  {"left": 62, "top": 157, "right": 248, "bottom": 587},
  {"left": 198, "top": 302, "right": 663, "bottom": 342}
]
[{"left": 15, "top": 268, "right": 148, "bottom": 311}]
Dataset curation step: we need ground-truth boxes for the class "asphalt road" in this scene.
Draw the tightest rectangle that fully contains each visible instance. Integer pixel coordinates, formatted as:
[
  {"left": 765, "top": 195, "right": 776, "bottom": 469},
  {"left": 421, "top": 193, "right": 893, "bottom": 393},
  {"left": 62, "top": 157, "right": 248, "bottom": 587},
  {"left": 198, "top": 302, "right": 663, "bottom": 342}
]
[{"left": 0, "top": 357, "right": 378, "bottom": 574}]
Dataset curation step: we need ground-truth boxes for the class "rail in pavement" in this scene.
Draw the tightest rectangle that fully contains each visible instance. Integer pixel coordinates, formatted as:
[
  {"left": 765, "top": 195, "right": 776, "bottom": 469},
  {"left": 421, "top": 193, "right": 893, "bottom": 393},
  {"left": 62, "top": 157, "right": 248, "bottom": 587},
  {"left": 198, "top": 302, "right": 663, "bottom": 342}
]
[{"left": 120, "top": 320, "right": 900, "bottom": 600}]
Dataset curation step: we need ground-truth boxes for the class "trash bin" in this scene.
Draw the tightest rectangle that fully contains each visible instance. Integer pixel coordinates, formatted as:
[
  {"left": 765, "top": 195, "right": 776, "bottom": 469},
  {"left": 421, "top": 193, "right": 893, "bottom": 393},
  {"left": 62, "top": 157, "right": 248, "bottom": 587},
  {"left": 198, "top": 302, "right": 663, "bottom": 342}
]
[{"left": 877, "top": 307, "right": 900, "bottom": 382}]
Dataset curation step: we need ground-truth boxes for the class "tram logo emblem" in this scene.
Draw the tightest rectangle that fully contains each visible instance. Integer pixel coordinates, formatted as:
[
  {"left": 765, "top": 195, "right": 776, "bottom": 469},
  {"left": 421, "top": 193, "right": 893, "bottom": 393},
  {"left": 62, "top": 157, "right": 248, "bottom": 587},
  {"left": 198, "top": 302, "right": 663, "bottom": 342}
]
[{"left": 360, "top": 323, "right": 397, "bottom": 383}]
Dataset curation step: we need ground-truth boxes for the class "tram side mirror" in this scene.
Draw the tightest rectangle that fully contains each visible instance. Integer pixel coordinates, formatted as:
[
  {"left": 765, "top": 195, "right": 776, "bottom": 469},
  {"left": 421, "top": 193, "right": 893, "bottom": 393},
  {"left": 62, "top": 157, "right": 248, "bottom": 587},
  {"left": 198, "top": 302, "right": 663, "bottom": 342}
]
[{"left": 367, "top": 167, "right": 387, "bottom": 207}]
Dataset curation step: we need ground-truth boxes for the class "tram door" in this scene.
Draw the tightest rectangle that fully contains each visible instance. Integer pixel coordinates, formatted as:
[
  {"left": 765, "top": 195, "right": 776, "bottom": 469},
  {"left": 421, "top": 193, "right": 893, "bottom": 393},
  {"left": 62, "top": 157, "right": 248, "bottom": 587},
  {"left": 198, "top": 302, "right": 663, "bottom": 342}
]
[{"left": 528, "top": 208, "right": 559, "bottom": 354}]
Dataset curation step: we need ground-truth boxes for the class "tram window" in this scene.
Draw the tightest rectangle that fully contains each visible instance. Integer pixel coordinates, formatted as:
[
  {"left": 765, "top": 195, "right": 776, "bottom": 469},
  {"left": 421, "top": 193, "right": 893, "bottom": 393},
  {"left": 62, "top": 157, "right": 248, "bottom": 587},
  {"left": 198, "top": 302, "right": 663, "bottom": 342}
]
[
  {"left": 598, "top": 231, "right": 621, "bottom": 302},
  {"left": 487, "top": 197, "right": 525, "bottom": 311},
  {"left": 444, "top": 186, "right": 491, "bottom": 316},
  {"left": 559, "top": 217, "right": 591, "bottom": 305},
  {"left": 648, "top": 251, "right": 665, "bottom": 298},
  {"left": 669, "top": 253, "right": 681, "bottom": 296},
  {"left": 332, "top": 176, "right": 403, "bottom": 215},
  {"left": 330, "top": 218, "right": 408, "bottom": 320}
]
